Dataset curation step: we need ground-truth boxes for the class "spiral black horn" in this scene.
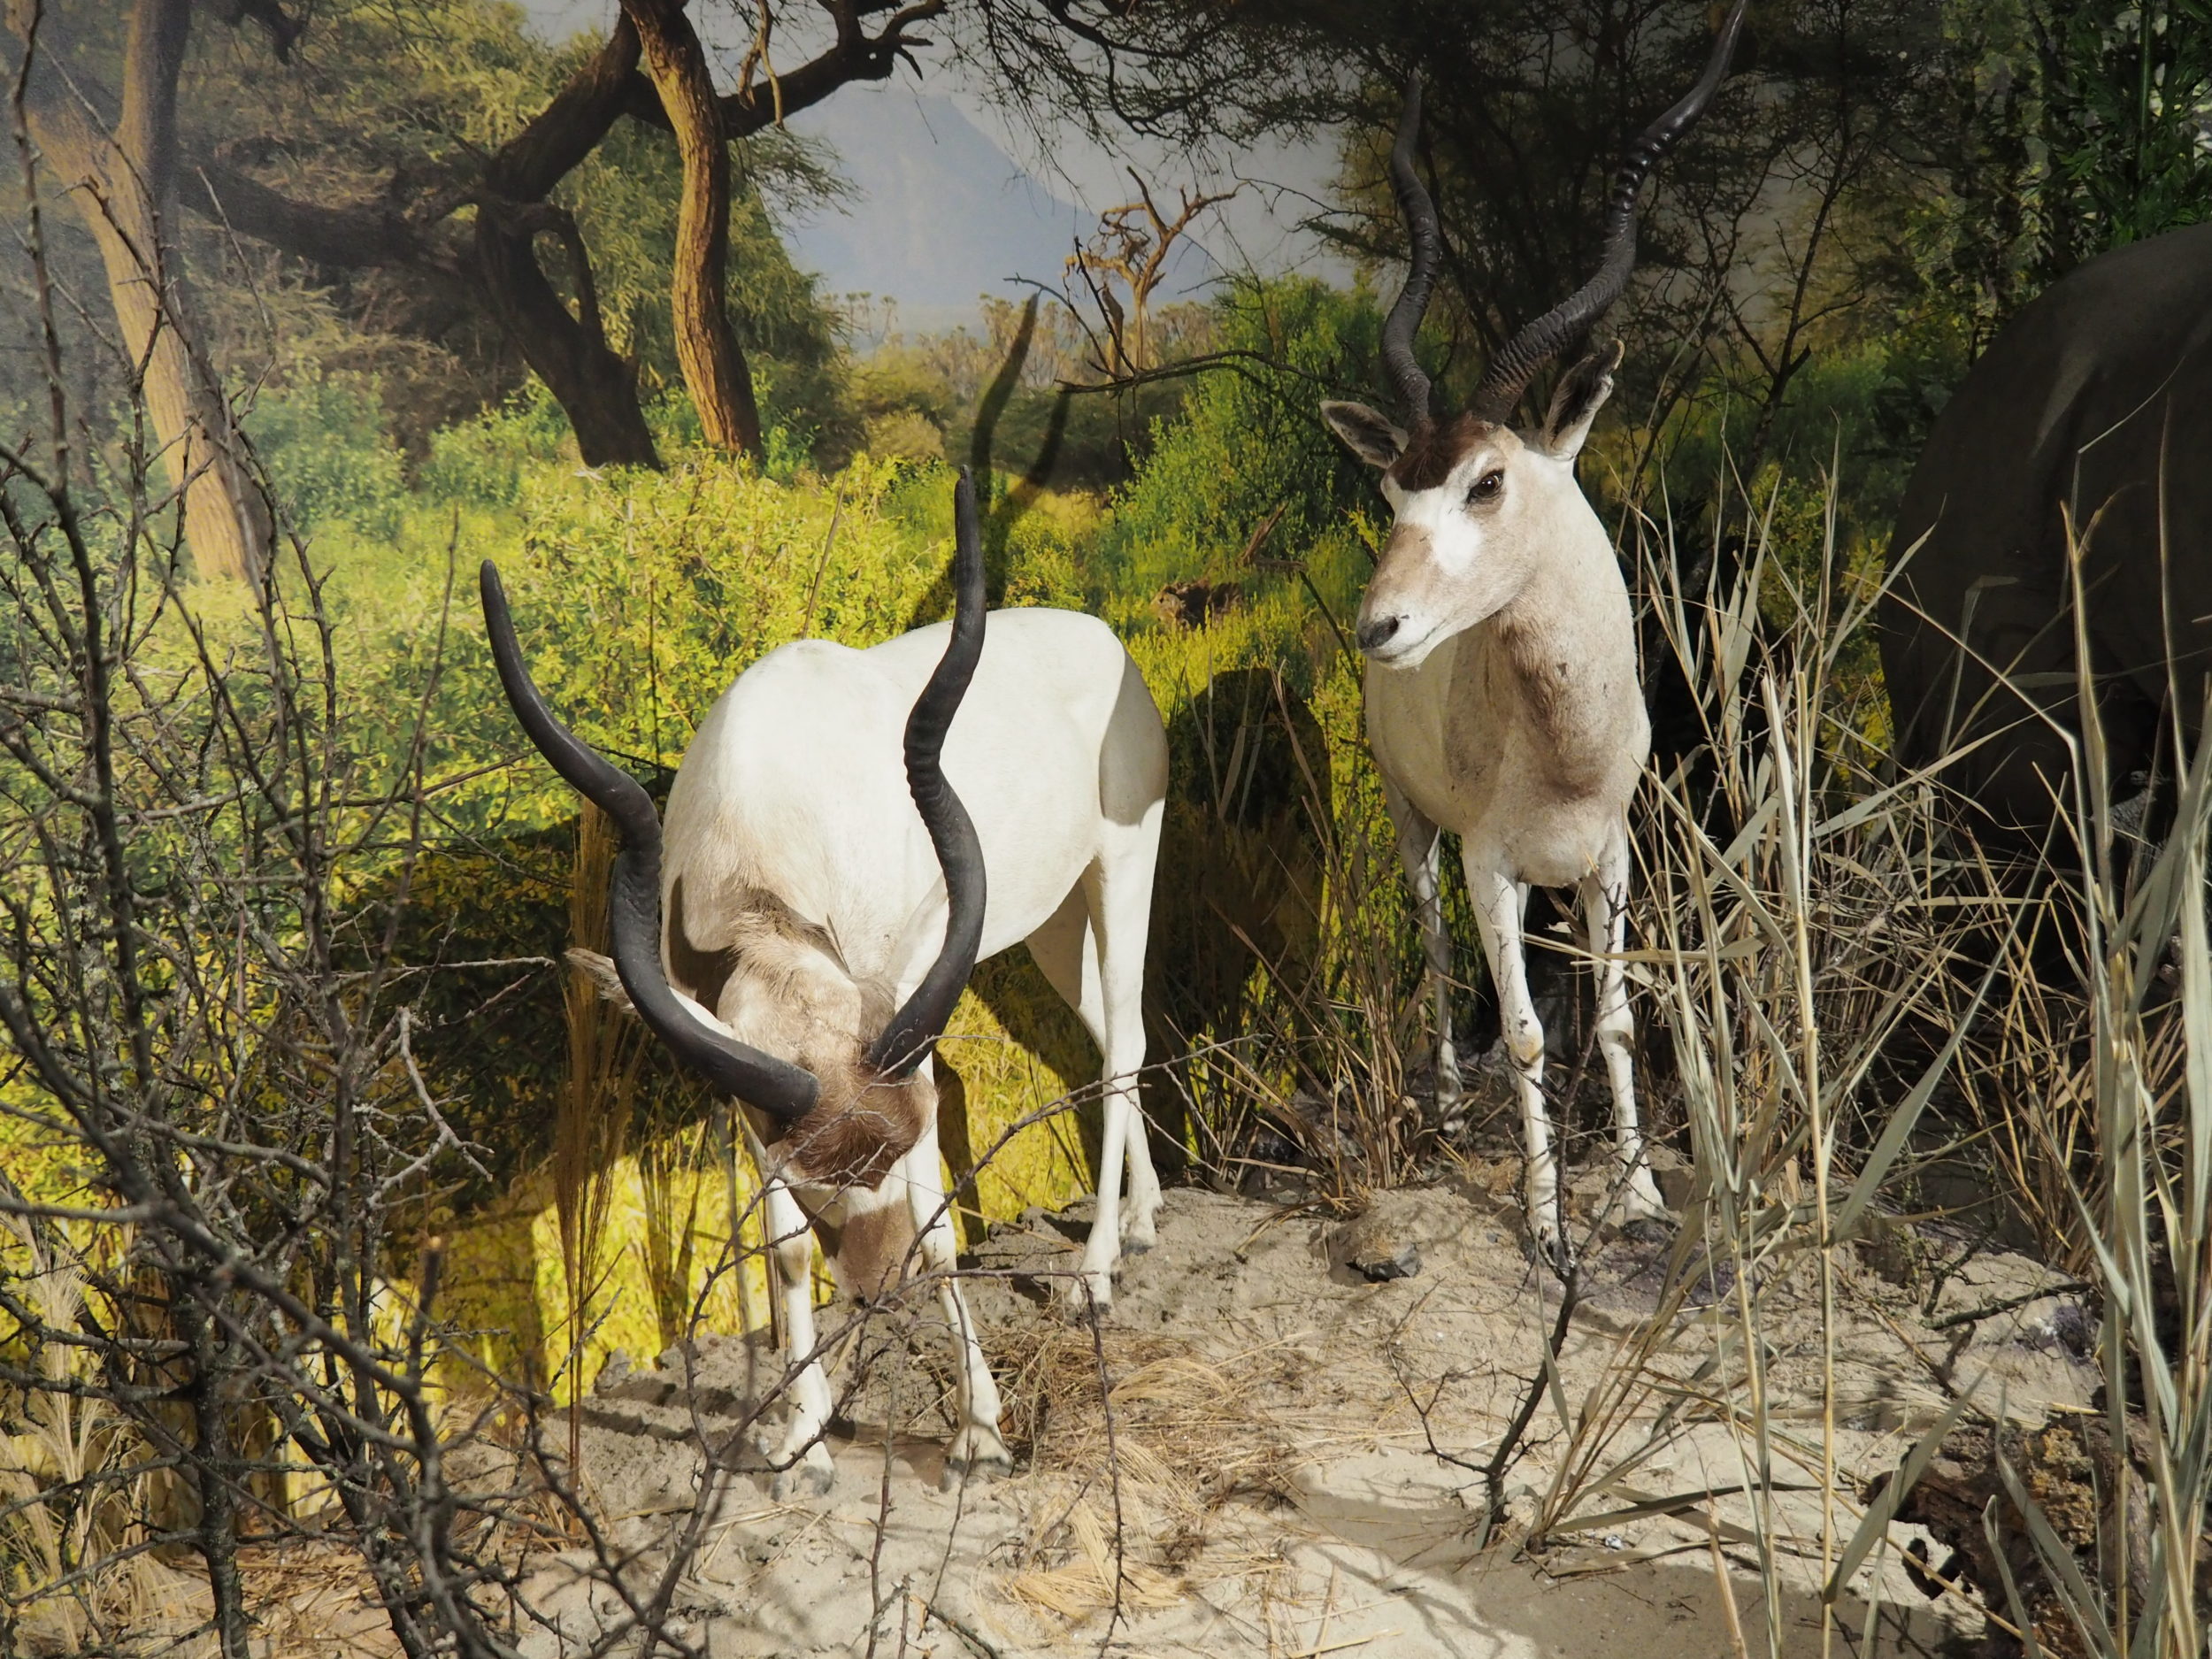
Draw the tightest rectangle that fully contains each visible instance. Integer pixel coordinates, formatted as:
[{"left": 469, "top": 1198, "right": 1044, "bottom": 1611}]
[
  {"left": 480, "top": 561, "right": 820, "bottom": 1122},
  {"left": 1468, "top": 0, "right": 1749, "bottom": 424},
  {"left": 864, "top": 467, "right": 989, "bottom": 1079},
  {"left": 1380, "top": 72, "right": 1441, "bottom": 425}
]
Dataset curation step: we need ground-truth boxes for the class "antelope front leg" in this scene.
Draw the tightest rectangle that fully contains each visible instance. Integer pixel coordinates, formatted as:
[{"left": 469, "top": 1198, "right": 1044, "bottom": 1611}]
[
  {"left": 760, "top": 1174, "right": 838, "bottom": 1498},
  {"left": 1583, "top": 825, "right": 1669, "bottom": 1233},
  {"left": 1468, "top": 862, "right": 1568, "bottom": 1273},
  {"left": 1386, "top": 779, "right": 1462, "bottom": 1125},
  {"left": 898, "top": 1129, "right": 1011, "bottom": 1486},
  {"left": 1119, "top": 1087, "right": 1162, "bottom": 1256}
]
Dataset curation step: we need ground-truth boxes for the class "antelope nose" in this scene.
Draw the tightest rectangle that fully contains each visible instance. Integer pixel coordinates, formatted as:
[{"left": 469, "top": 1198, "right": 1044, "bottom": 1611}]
[{"left": 1356, "top": 614, "right": 1402, "bottom": 654}]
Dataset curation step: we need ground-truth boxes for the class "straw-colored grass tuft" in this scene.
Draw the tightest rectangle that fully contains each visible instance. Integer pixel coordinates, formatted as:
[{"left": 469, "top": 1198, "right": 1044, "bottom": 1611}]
[{"left": 986, "top": 1322, "right": 1315, "bottom": 1628}]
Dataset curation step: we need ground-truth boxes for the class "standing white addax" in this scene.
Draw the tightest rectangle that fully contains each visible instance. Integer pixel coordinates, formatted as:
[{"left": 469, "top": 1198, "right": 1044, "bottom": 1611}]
[
  {"left": 1322, "top": 4, "right": 1747, "bottom": 1270},
  {"left": 481, "top": 467, "right": 1168, "bottom": 1495}
]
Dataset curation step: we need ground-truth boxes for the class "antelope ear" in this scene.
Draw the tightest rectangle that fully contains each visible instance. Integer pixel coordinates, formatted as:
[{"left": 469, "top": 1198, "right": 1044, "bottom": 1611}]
[
  {"left": 1321, "top": 401, "right": 1409, "bottom": 468},
  {"left": 1539, "top": 341, "right": 1623, "bottom": 459},
  {"left": 565, "top": 947, "right": 635, "bottom": 1015}
]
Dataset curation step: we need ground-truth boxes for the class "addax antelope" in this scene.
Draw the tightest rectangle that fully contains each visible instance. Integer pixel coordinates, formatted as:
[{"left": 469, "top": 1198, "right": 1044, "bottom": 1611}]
[
  {"left": 481, "top": 469, "right": 1169, "bottom": 1495},
  {"left": 1321, "top": 4, "right": 1747, "bottom": 1269}
]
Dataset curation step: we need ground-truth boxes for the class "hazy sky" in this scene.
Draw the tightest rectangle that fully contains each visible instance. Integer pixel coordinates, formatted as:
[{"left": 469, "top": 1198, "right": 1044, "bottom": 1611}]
[{"left": 512, "top": 0, "right": 1354, "bottom": 326}]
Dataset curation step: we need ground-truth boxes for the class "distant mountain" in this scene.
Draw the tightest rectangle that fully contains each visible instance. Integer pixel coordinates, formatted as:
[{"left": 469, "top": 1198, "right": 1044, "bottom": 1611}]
[{"left": 782, "top": 88, "right": 1101, "bottom": 335}]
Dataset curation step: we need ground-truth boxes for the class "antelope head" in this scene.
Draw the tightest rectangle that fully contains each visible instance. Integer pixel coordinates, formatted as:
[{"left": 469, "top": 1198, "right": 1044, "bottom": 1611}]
[
  {"left": 480, "top": 470, "right": 993, "bottom": 1299},
  {"left": 1325, "top": 4, "right": 1747, "bottom": 668}
]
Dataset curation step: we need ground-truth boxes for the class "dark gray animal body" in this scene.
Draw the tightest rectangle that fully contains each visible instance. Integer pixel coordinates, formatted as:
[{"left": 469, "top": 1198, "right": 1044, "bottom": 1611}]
[{"left": 1881, "top": 223, "right": 2212, "bottom": 848}]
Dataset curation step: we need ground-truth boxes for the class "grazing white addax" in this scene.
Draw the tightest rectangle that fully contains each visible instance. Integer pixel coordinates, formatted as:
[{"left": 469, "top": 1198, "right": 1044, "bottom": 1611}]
[
  {"left": 481, "top": 468, "right": 1168, "bottom": 1495},
  {"left": 1323, "top": 6, "right": 1747, "bottom": 1269}
]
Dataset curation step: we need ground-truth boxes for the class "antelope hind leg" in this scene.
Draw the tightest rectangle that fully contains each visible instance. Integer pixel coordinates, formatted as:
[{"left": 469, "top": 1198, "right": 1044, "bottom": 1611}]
[
  {"left": 1073, "top": 823, "right": 1161, "bottom": 1305},
  {"left": 1386, "top": 779, "right": 1463, "bottom": 1122},
  {"left": 1583, "top": 830, "right": 1669, "bottom": 1235}
]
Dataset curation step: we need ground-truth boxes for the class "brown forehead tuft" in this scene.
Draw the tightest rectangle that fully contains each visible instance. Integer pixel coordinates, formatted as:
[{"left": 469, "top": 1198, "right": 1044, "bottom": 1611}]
[
  {"left": 1387, "top": 412, "right": 1501, "bottom": 493},
  {"left": 772, "top": 1069, "right": 926, "bottom": 1187}
]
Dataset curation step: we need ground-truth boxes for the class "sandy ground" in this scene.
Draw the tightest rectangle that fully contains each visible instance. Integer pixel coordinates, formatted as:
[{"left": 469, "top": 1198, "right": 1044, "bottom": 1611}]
[{"left": 497, "top": 1157, "right": 2098, "bottom": 1659}]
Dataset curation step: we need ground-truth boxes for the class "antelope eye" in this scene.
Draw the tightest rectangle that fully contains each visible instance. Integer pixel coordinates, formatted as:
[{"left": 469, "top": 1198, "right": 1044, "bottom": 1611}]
[{"left": 1465, "top": 470, "right": 1504, "bottom": 506}]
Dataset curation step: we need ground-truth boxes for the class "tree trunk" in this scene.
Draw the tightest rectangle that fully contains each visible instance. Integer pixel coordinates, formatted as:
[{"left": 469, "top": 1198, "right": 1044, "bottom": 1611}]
[
  {"left": 623, "top": 0, "right": 763, "bottom": 457},
  {"left": 474, "top": 206, "right": 661, "bottom": 469},
  {"left": 17, "top": 0, "right": 268, "bottom": 582},
  {"left": 477, "top": 16, "right": 662, "bottom": 470}
]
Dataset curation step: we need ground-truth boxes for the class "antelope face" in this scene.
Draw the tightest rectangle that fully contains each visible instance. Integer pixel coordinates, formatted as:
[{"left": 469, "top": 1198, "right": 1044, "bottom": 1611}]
[
  {"left": 1323, "top": 345, "right": 1620, "bottom": 669},
  {"left": 793, "top": 1074, "right": 934, "bottom": 1304},
  {"left": 572, "top": 925, "right": 936, "bottom": 1265},
  {"left": 704, "top": 914, "right": 935, "bottom": 1194},
  {"left": 772, "top": 1036, "right": 947, "bottom": 1307},
  {"left": 724, "top": 959, "right": 935, "bottom": 1301},
  {"left": 650, "top": 880, "right": 938, "bottom": 1193}
]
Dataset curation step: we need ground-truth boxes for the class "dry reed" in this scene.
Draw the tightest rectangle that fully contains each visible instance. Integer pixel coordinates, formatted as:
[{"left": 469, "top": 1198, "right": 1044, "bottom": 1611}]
[{"left": 553, "top": 803, "right": 644, "bottom": 1453}]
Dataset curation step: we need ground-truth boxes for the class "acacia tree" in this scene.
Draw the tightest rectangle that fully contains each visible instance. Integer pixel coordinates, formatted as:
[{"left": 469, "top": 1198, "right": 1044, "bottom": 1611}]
[
  {"left": 1065, "top": 170, "right": 1239, "bottom": 376},
  {"left": 158, "top": 0, "right": 950, "bottom": 470},
  {"left": 6, "top": 0, "right": 1293, "bottom": 480},
  {"left": 1066, "top": 0, "right": 1954, "bottom": 447},
  {"left": 624, "top": 0, "right": 768, "bottom": 454},
  {"left": 173, "top": 0, "right": 1254, "bottom": 472}
]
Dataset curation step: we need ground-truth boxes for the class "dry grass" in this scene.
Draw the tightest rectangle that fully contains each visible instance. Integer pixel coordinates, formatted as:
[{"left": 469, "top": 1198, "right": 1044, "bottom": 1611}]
[
  {"left": 551, "top": 802, "right": 645, "bottom": 1426},
  {"left": 985, "top": 1322, "right": 1322, "bottom": 1627},
  {"left": 1467, "top": 461, "right": 2212, "bottom": 1655},
  {"left": 0, "top": 1225, "right": 206, "bottom": 1656}
]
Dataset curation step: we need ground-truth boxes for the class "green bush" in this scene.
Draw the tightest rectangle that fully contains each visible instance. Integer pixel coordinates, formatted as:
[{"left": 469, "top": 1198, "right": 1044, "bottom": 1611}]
[
  {"left": 245, "top": 373, "right": 408, "bottom": 539},
  {"left": 331, "top": 449, "right": 949, "bottom": 842},
  {"left": 421, "top": 387, "right": 580, "bottom": 506},
  {"left": 1098, "top": 278, "right": 1393, "bottom": 596}
]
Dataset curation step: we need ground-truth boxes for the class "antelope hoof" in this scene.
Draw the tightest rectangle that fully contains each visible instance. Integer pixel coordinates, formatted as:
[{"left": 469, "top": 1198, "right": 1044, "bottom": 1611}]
[
  {"left": 1618, "top": 1165, "right": 1671, "bottom": 1230},
  {"left": 1121, "top": 1200, "right": 1159, "bottom": 1255},
  {"left": 1432, "top": 1078, "right": 1470, "bottom": 1139},
  {"left": 768, "top": 1445, "right": 835, "bottom": 1501},
  {"left": 942, "top": 1426, "right": 1014, "bottom": 1489},
  {"left": 1053, "top": 1268, "right": 1114, "bottom": 1319}
]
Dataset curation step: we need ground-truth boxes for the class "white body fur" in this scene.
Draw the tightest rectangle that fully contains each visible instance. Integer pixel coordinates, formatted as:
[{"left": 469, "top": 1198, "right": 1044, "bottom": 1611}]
[{"left": 662, "top": 606, "right": 1167, "bottom": 1494}]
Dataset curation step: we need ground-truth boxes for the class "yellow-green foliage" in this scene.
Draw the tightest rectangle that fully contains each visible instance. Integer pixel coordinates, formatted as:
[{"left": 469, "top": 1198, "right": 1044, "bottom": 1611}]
[
  {"left": 0, "top": 1094, "right": 96, "bottom": 1220},
  {"left": 303, "top": 449, "right": 951, "bottom": 837},
  {"left": 522, "top": 1138, "right": 771, "bottom": 1386}
]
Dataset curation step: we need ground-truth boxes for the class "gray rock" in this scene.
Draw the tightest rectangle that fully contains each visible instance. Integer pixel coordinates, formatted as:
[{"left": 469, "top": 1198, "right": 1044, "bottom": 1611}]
[
  {"left": 1329, "top": 1190, "right": 1462, "bottom": 1282},
  {"left": 1356, "top": 1240, "right": 1421, "bottom": 1281}
]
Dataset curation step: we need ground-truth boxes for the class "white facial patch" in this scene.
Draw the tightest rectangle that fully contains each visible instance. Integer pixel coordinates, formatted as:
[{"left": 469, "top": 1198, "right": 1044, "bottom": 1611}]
[{"left": 1395, "top": 449, "right": 1506, "bottom": 577}]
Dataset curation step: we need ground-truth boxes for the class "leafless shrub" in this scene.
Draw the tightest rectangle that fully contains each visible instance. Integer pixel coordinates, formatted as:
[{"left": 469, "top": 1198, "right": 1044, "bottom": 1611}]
[{"left": 0, "top": 38, "right": 844, "bottom": 1657}]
